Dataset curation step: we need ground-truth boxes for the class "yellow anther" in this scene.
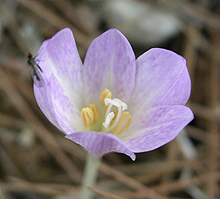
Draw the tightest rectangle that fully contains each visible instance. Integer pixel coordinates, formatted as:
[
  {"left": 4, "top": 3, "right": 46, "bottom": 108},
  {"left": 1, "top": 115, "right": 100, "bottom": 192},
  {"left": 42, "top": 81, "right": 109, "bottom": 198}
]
[
  {"left": 81, "top": 107, "right": 94, "bottom": 128},
  {"left": 113, "top": 112, "right": 132, "bottom": 135},
  {"left": 100, "top": 89, "right": 112, "bottom": 106},
  {"left": 88, "top": 104, "right": 100, "bottom": 124}
]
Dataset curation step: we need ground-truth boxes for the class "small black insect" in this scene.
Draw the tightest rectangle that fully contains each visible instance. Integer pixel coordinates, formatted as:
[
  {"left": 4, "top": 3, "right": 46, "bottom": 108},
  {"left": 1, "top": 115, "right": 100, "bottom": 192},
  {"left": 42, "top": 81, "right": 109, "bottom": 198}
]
[{"left": 27, "top": 53, "right": 44, "bottom": 87}]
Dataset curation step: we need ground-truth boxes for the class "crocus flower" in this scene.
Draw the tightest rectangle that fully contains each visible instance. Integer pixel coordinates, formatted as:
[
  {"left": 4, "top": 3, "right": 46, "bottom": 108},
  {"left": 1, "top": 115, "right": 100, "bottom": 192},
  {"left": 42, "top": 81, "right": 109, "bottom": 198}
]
[{"left": 34, "top": 28, "right": 193, "bottom": 160}]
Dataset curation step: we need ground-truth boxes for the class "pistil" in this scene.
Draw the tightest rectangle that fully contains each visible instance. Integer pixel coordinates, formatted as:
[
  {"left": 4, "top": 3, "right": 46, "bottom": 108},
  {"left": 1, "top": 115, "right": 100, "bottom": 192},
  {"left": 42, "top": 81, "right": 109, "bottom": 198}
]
[
  {"left": 102, "top": 112, "right": 115, "bottom": 128},
  {"left": 103, "top": 98, "right": 123, "bottom": 131}
]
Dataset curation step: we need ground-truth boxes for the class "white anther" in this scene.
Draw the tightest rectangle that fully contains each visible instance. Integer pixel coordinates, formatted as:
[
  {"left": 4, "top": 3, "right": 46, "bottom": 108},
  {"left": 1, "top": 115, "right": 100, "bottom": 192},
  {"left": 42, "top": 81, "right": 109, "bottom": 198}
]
[
  {"left": 113, "top": 98, "right": 128, "bottom": 111},
  {"left": 103, "top": 112, "right": 114, "bottom": 128}
]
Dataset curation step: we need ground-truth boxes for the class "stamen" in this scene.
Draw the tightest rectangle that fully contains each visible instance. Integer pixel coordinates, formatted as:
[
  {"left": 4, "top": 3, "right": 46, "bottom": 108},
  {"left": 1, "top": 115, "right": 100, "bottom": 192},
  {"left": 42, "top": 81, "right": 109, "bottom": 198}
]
[
  {"left": 81, "top": 107, "right": 94, "bottom": 128},
  {"left": 103, "top": 112, "right": 114, "bottom": 128},
  {"left": 113, "top": 112, "right": 132, "bottom": 135},
  {"left": 88, "top": 104, "right": 99, "bottom": 124},
  {"left": 100, "top": 89, "right": 112, "bottom": 106}
]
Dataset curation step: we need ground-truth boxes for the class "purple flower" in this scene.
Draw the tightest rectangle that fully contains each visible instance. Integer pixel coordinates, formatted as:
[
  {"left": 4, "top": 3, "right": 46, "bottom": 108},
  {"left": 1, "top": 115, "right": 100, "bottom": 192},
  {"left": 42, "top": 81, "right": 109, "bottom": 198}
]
[{"left": 34, "top": 28, "right": 193, "bottom": 160}]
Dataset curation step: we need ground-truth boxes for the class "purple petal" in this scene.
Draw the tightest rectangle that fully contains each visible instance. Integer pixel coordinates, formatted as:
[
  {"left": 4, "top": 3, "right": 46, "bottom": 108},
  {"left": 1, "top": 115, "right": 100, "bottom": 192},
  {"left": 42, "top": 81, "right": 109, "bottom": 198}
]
[
  {"left": 33, "top": 41, "right": 61, "bottom": 129},
  {"left": 49, "top": 75, "right": 84, "bottom": 134},
  {"left": 34, "top": 83, "right": 61, "bottom": 130},
  {"left": 83, "top": 29, "right": 136, "bottom": 105},
  {"left": 124, "top": 105, "right": 194, "bottom": 152},
  {"left": 65, "top": 132, "right": 136, "bottom": 160},
  {"left": 129, "top": 48, "right": 191, "bottom": 115},
  {"left": 34, "top": 28, "right": 84, "bottom": 117}
]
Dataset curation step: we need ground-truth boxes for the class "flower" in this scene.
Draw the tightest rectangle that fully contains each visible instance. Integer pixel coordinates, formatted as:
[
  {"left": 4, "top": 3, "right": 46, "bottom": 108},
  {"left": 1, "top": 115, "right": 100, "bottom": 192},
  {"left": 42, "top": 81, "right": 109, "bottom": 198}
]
[{"left": 34, "top": 28, "right": 193, "bottom": 160}]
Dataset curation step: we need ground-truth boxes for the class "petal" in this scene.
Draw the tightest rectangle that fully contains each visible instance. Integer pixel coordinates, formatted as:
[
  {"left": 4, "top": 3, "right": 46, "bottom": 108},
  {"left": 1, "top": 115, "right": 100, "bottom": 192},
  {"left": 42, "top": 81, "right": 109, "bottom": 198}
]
[
  {"left": 34, "top": 82, "right": 61, "bottom": 130},
  {"left": 123, "top": 105, "right": 194, "bottom": 152},
  {"left": 65, "top": 132, "right": 136, "bottom": 160},
  {"left": 35, "top": 28, "right": 84, "bottom": 110},
  {"left": 83, "top": 28, "right": 136, "bottom": 105},
  {"left": 49, "top": 75, "right": 84, "bottom": 134},
  {"left": 33, "top": 41, "right": 61, "bottom": 128},
  {"left": 129, "top": 48, "right": 191, "bottom": 115}
]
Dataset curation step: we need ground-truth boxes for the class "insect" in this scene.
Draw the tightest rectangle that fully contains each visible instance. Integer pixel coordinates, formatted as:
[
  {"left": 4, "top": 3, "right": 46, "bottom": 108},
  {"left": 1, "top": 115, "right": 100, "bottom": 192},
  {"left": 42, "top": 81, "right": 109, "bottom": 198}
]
[{"left": 27, "top": 53, "right": 44, "bottom": 87}]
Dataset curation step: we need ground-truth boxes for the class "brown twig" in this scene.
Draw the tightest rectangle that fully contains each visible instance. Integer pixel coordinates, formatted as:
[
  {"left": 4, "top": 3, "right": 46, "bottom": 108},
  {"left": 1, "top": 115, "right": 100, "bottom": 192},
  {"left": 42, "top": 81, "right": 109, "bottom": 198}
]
[
  {"left": 153, "top": 171, "right": 220, "bottom": 194},
  {"left": 17, "top": 0, "right": 92, "bottom": 49},
  {"left": 0, "top": 3, "right": 30, "bottom": 55},
  {"left": 89, "top": 187, "right": 129, "bottom": 199},
  {"left": 100, "top": 163, "right": 168, "bottom": 199},
  {"left": 206, "top": 32, "right": 220, "bottom": 197}
]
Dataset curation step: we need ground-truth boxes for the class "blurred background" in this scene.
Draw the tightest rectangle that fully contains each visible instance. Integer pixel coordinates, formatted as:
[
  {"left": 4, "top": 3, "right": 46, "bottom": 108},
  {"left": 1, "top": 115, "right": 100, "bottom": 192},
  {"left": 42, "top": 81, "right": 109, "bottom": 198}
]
[{"left": 0, "top": 0, "right": 220, "bottom": 198}]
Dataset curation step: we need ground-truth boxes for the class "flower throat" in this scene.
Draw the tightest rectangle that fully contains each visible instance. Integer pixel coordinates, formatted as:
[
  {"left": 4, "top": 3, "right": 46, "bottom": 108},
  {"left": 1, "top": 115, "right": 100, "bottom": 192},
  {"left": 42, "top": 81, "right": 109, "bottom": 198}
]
[{"left": 81, "top": 89, "right": 132, "bottom": 135}]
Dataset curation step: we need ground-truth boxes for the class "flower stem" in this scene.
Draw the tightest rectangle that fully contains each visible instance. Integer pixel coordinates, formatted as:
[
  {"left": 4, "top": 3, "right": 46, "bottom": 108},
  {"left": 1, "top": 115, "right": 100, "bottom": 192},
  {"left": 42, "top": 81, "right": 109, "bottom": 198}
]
[{"left": 81, "top": 153, "right": 100, "bottom": 199}]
